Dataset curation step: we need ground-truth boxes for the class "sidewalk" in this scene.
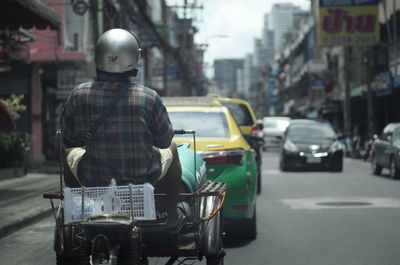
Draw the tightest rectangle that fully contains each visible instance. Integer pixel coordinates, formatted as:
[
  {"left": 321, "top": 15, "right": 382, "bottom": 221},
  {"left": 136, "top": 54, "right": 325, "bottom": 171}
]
[{"left": 0, "top": 169, "right": 60, "bottom": 238}]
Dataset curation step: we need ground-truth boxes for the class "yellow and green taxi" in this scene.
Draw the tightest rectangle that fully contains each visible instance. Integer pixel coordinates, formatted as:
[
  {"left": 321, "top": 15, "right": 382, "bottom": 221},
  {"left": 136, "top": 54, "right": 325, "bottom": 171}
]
[
  {"left": 162, "top": 97, "right": 258, "bottom": 239},
  {"left": 208, "top": 94, "right": 264, "bottom": 194}
]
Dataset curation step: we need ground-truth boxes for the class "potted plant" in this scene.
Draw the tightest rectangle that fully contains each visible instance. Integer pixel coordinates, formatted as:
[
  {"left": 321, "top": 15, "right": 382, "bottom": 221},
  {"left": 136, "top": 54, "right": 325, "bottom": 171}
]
[{"left": 0, "top": 94, "right": 32, "bottom": 177}]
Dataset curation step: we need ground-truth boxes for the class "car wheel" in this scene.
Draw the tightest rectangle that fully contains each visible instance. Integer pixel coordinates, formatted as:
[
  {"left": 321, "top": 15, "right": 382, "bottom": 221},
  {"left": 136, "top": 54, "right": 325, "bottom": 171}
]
[
  {"left": 371, "top": 155, "right": 382, "bottom": 175},
  {"left": 389, "top": 157, "right": 400, "bottom": 179},
  {"left": 280, "top": 156, "right": 288, "bottom": 172},
  {"left": 237, "top": 209, "right": 257, "bottom": 240},
  {"left": 257, "top": 168, "right": 262, "bottom": 194},
  {"left": 331, "top": 162, "right": 343, "bottom": 172}
]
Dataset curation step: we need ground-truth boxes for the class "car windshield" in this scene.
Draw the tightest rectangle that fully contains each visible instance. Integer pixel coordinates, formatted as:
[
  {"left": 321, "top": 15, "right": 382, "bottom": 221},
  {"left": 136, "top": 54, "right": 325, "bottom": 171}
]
[
  {"left": 263, "top": 120, "right": 289, "bottom": 130},
  {"left": 287, "top": 124, "right": 336, "bottom": 139},
  {"left": 168, "top": 112, "right": 230, "bottom": 137},
  {"left": 219, "top": 102, "right": 253, "bottom": 126}
]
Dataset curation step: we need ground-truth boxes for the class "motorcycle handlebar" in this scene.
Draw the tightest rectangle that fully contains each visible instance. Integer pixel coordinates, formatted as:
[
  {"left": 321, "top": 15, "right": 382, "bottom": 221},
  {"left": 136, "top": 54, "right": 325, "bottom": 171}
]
[{"left": 174, "top": 129, "right": 195, "bottom": 135}]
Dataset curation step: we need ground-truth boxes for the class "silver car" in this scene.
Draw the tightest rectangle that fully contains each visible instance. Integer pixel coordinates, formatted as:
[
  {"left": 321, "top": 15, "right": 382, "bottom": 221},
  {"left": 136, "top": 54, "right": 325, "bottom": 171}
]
[{"left": 262, "top": 117, "right": 291, "bottom": 149}]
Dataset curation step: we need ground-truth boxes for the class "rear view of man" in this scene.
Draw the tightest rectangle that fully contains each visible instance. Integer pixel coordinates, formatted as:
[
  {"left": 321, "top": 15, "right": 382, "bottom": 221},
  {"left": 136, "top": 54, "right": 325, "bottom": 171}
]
[{"left": 60, "top": 28, "right": 184, "bottom": 231}]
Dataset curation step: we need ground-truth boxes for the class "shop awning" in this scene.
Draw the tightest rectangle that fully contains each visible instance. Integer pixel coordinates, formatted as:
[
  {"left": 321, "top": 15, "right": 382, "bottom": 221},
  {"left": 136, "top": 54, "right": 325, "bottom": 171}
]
[{"left": 0, "top": 0, "right": 60, "bottom": 30}]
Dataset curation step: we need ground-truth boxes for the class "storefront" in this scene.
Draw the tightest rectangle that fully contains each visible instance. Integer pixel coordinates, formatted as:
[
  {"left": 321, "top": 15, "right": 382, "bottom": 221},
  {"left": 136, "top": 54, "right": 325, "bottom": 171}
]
[{"left": 0, "top": 0, "right": 60, "bottom": 164}]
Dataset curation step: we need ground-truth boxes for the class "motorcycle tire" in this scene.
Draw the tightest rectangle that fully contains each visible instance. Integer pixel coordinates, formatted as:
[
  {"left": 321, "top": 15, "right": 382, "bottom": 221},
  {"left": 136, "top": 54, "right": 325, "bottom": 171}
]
[
  {"left": 371, "top": 155, "right": 382, "bottom": 175},
  {"left": 206, "top": 210, "right": 225, "bottom": 265},
  {"left": 56, "top": 255, "right": 78, "bottom": 265},
  {"left": 127, "top": 235, "right": 141, "bottom": 265},
  {"left": 78, "top": 241, "right": 91, "bottom": 265},
  {"left": 389, "top": 157, "right": 400, "bottom": 180}
]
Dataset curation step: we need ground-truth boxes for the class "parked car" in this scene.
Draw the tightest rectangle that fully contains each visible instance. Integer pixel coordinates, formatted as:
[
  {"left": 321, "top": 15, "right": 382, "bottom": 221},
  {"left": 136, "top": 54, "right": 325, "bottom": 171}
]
[
  {"left": 163, "top": 97, "right": 258, "bottom": 239},
  {"left": 262, "top": 116, "right": 290, "bottom": 149},
  {"left": 279, "top": 120, "right": 344, "bottom": 172},
  {"left": 371, "top": 122, "right": 400, "bottom": 179},
  {"left": 209, "top": 94, "right": 264, "bottom": 194}
]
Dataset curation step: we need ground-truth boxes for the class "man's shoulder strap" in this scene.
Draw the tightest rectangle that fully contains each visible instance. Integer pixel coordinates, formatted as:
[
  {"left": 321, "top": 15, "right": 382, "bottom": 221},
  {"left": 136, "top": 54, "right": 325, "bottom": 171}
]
[{"left": 84, "top": 82, "right": 131, "bottom": 140}]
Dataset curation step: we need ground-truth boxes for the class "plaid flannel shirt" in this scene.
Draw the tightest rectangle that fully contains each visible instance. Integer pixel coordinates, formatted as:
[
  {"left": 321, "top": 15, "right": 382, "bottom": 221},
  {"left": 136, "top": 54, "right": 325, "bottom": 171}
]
[{"left": 60, "top": 72, "right": 173, "bottom": 186}]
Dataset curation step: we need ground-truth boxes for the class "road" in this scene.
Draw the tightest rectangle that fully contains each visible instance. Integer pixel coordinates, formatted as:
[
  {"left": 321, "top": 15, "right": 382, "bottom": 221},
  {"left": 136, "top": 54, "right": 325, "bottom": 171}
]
[{"left": 2, "top": 151, "right": 400, "bottom": 265}]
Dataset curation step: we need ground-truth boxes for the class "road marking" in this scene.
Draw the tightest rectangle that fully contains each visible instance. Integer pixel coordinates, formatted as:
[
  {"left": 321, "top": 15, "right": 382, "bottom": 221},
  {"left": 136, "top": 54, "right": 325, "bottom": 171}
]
[
  {"left": 263, "top": 169, "right": 283, "bottom": 175},
  {"left": 281, "top": 197, "right": 400, "bottom": 210}
]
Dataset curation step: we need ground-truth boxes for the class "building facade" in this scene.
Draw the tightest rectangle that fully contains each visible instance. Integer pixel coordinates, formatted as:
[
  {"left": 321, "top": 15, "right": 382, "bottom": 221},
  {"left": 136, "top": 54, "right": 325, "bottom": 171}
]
[{"left": 214, "top": 59, "right": 244, "bottom": 97}]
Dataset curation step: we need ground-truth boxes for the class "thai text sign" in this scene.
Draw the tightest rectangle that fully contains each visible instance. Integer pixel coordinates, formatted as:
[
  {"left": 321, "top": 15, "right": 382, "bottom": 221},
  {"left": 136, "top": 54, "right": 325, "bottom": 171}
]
[{"left": 319, "top": 0, "right": 379, "bottom": 46}]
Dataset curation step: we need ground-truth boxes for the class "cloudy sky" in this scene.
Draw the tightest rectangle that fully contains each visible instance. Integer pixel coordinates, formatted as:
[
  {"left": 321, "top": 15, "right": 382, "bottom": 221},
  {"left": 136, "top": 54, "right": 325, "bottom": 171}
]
[{"left": 166, "top": 0, "right": 310, "bottom": 74}]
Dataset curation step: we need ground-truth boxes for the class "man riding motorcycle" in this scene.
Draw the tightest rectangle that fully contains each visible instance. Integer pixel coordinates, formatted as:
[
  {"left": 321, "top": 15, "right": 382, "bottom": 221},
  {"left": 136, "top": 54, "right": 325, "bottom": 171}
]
[{"left": 60, "top": 28, "right": 184, "bottom": 232}]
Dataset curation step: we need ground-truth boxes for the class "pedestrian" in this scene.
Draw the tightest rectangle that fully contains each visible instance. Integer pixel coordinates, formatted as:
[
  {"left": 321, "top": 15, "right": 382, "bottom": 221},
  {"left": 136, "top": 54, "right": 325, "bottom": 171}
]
[{"left": 60, "top": 28, "right": 184, "bottom": 232}]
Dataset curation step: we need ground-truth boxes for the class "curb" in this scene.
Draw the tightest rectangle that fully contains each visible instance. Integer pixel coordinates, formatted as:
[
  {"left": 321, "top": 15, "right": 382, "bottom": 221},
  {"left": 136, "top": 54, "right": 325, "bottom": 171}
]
[
  {"left": 0, "top": 202, "right": 54, "bottom": 239},
  {"left": 0, "top": 167, "right": 26, "bottom": 182}
]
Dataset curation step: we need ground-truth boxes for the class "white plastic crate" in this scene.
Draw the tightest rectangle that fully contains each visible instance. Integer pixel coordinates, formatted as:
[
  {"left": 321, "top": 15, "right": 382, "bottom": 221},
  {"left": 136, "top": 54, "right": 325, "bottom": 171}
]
[{"left": 63, "top": 183, "right": 156, "bottom": 224}]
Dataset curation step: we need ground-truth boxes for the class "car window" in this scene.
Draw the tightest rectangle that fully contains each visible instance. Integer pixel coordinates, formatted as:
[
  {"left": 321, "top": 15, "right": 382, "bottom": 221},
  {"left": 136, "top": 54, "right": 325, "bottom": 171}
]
[
  {"left": 287, "top": 124, "right": 336, "bottom": 139},
  {"left": 394, "top": 127, "right": 400, "bottom": 144},
  {"left": 381, "top": 131, "right": 393, "bottom": 141},
  {"left": 263, "top": 120, "right": 290, "bottom": 130},
  {"left": 219, "top": 102, "right": 253, "bottom": 126},
  {"left": 168, "top": 112, "right": 230, "bottom": 137}
]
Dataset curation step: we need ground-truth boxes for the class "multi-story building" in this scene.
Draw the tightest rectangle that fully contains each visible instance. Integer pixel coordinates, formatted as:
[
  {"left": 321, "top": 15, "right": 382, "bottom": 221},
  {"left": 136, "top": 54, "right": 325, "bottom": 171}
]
[
  {"left": 260, "top": 14, "right": 275, "bottom": 66},
  {"left": 269, "top": 3, "right": 302, "bottom": 53},
  {"left": 0, "top": 0, "right": 61, "bottom": 166},
  {"left": 214, "top": 59, "right": 244, "bottom": 97},
  {"left": 243, "top": 54, "right": 259, "bottom": 99}
]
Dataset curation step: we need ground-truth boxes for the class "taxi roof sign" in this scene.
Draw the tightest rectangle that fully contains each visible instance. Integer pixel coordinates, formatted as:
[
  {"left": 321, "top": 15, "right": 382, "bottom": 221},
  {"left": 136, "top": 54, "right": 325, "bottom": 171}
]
[{"left": 162, "top": 97, "right": 221, "bottom": 106}]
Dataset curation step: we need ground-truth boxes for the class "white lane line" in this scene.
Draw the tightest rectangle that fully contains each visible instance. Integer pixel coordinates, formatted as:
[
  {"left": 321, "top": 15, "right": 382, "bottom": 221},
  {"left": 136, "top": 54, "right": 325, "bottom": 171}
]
[
  {"left": 263, "top": 169, "right": 283, "bottom": 175},
  {"left": 281, "top": 197, "right": 400, "bottom": 210}
]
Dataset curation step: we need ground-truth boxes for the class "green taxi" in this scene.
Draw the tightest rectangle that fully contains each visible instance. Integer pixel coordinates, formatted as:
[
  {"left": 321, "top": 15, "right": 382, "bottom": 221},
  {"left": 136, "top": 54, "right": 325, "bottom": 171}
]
[{"left": 163, "top": 97, "right": 258, "bottom": 239}]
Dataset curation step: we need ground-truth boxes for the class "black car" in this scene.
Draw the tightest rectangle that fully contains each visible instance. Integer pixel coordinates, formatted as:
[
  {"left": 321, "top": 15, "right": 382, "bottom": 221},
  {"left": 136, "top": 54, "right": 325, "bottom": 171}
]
[
  {"left": 371, "top": 122, "right": 400, "bottom": 179},
  {"left": 279, "top": 120, "right": 343, "bottom": 172}
]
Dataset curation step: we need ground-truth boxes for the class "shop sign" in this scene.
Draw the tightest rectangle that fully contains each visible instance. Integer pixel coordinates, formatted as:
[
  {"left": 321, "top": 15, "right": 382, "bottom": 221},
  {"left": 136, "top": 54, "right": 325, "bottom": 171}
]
[
  {"left": 137, "top": 25, "right": 169, "bottom": 48},
  {"left": 371, "top": 72, "right": 393, "bottom": 91},
  {"left": 319, "top": 0, "right": 380, "bottom": 46},
  {"left": 308, "top": 59, "right": 327, "bottom": 74},
  {"left": 152, "top": 66, "right": 178, "bottom": 80},
  {"left": 312, "top": 79, "right": 325, "bottom": 90}
]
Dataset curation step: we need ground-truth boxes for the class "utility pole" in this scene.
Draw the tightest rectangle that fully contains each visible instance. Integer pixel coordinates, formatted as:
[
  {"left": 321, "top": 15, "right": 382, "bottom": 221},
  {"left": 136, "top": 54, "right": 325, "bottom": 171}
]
[
  {"left": 364, "top": 48, "right": 375, "bottom": 136},
  {"left": 182, "top": 0, "right": 189, "bottom": 96},
  {"left": 89, "top": 0, "right": 99, "bottom": 45},
  {"left": 344, "top": 46, "right": 352, "bottom": 137},
  {"left": 394, "top": 0, "right": 398, "bottom": 78},
  {"left": 171, "top": 0, "right": 203, "bottom": 96}
]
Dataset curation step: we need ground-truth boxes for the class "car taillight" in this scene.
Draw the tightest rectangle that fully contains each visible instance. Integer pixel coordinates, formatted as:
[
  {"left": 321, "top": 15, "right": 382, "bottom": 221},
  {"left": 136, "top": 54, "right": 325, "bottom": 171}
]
[
  {"left": 251, "top": 124, "right": 258, "bottom": 134},
  {"left": 201, "top": 148, "right": 245, "bottom": 165}
]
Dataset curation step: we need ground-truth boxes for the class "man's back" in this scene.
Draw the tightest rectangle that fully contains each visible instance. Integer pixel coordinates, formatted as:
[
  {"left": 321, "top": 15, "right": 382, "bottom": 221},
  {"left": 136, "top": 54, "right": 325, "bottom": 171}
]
[{"left": 61, "top": 73, "right": 173, "bottom": 186}]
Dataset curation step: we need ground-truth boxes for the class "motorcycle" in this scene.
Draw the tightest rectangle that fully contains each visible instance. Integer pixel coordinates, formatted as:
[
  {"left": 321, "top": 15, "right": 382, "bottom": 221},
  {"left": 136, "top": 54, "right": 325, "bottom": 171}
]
[
  {"left": 43, "top": 130, "right": 226, "bottom": 265},
  {"left": 363, "top": 134, "right": 378, "bottom": 161}
]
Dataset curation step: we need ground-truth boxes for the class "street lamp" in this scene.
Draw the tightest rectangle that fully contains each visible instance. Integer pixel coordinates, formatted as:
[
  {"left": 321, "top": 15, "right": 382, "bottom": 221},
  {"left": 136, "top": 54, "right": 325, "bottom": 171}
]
[
  {"left": 204, "top": 34, "right": 229, "bottom": 43},
  {"left": 200, "top": 34, "right": 229, "bottom": 78}
]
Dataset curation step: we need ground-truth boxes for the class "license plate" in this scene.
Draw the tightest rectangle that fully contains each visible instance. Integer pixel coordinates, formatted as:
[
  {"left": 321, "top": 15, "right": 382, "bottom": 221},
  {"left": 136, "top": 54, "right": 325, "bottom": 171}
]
[{"left": 307, "top": 157, "right": 321, "bottom": 163}]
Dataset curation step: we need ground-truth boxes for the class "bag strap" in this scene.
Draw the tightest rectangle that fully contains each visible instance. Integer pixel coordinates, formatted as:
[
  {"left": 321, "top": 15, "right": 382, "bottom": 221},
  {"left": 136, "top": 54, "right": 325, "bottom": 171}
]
[{"left": 84, "top": 82, "right": 130, "bottom": 140}]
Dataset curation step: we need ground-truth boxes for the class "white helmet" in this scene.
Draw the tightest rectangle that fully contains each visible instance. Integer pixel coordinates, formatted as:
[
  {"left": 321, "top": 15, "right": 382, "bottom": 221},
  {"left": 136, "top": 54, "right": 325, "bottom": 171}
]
[{"left": 95, "top": 28, "right": 141, "bottom": 74}]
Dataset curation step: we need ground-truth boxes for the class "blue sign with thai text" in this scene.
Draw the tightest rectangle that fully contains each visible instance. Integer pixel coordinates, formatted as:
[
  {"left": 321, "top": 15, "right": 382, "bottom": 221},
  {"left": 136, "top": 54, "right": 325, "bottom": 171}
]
[{"left": 319, "top": 0, "right": 378, "bottom": 7}]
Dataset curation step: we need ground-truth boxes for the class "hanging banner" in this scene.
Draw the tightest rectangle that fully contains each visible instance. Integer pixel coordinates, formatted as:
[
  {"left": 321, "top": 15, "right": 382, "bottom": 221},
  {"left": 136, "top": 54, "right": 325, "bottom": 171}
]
[{"left": 319, "top": 0, "right": 380, "bottom": 46}]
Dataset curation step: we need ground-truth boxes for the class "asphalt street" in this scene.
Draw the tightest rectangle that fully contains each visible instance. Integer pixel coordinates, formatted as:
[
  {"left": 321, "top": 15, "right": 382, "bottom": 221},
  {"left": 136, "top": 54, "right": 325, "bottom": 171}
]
[{"left": 1, "top": 151, "right": 400, "bottom": 265}]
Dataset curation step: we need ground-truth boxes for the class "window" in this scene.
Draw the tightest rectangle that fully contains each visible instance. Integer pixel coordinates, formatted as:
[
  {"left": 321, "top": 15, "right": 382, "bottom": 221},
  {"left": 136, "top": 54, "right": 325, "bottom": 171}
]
[
  {"left": 287, "top": 124, "right": 336, "bottom": 139},
  {"left": 220, "top": 103, "right": 253, "bottom": 126},
  {"left": 168, "top": 112, "right": 230, "bottom": 137},
  {"left": 393, "top": 127, "right": 400, "bottom": 144}
]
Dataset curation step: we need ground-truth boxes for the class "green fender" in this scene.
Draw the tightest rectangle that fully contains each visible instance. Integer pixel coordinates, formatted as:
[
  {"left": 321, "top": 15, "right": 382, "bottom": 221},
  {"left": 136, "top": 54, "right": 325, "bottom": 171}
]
[{"left": 177, "top": 143, "right": 207, "bottom": 192}]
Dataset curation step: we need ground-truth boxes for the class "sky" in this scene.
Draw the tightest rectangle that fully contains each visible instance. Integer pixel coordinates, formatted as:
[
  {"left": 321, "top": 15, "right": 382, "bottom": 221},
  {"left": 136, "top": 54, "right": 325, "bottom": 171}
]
[{"left": 166, "top": 0, "right": 310, "bottom": 75}]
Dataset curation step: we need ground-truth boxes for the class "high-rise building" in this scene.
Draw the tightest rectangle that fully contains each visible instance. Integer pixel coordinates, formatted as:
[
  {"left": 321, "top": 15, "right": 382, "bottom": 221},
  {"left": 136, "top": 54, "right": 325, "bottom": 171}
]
[
  {"left": 243, "top": 54, "right": 259, "bottom": 99},
  {"left": 269, "top": 3, "right": 301, "bottom": 53},
  {"left": 214, "top": 59, "right": 244, "bottom": 96},
  {"left": 254, "top": 38, "right": 274, "bottom": 69},
  {"left": 262, "top": 14, "right": 274, "bottom": 49}
]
